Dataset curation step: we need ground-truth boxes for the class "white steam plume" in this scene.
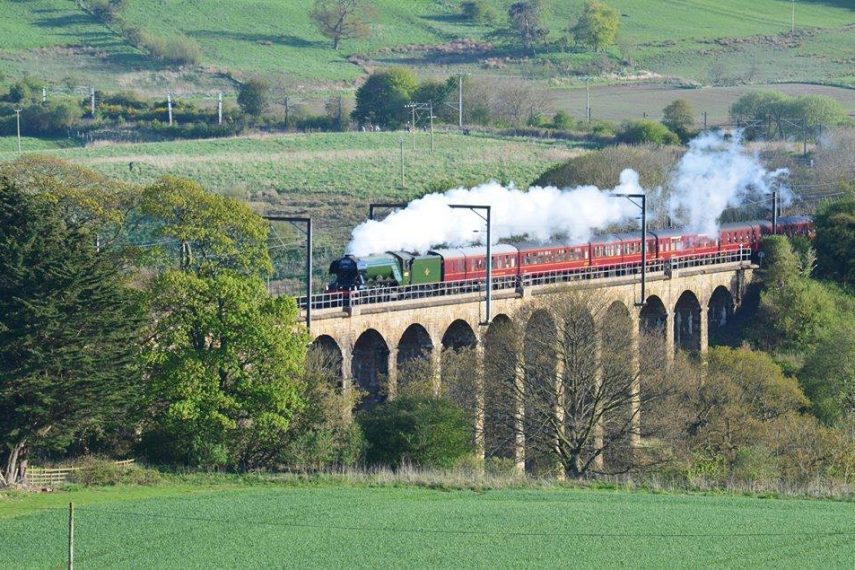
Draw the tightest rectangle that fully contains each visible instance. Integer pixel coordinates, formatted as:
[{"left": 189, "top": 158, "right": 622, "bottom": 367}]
[
  {"left": 346, "top": 170, "right": 643, "bottom": 256},
  {"left": 666, "top": 131, "right": 790, "bottom": 236},
  {"left": 346, "top": 131, "right": 789, "bottom": 256}
]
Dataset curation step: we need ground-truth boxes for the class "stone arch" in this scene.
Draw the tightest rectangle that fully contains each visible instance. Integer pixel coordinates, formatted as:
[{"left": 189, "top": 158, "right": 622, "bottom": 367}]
[
  {"left": 639, "top": 295, "right": 668, "bottom": 372},
  {"left": 639, "top": 295, "right": 667, "bottom": 338},
  {"left": 523, "top": 308, "right": 559, "bottom": 473},
  {"left": 483, "top": 314, "right": 517, "bottom": 460},
  {"left": 352, "top": 329, "right": 389, "bottom": 407},
  {"left": 707, "top": 286, "right": 734, "bottom": 347},
  {"left": 441, "top": 319, "right": 480, "bottom": 418},
  {"left": 309, "top": 335, "right": 344, "bottom": 387},
  {"left": 674, "top": 290, "right": 702, "bottom": 353},
  {"left": 397, "top": 323, "right": 435, "bottom": 394}
]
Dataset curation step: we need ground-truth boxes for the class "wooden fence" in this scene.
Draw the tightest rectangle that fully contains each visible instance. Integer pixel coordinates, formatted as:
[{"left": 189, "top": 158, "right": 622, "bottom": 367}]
[{"left": 26, "top": 459, "right": 135, "bottom": 487}]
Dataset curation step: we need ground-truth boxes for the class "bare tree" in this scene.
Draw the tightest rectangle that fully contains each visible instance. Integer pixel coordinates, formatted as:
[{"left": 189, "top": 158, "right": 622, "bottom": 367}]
[
  {"left": 485, "top": 291, "right": 670, "bottom": 478},
  {"left": 310, "top": 0, "right": 373, "bottom": 50}
]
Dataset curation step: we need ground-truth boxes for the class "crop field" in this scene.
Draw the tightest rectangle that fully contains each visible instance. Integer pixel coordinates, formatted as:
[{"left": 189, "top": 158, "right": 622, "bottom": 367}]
[
  {"left": 2, "top": 1, "right": 854, "bottom": 95},
  {"left": 1, "top": 483, "right": 854, "bottom": 568}
]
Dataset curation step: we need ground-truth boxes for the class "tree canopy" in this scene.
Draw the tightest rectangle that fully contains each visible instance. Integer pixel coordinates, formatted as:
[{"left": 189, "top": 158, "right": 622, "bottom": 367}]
[
  {"left": 352, "top": 68, "right": 418, "bottom": 128},
  {"left": 310, "top": 0, "right": 373, "bottom": 50},
  {"left": 813, "top": 198, "right": 855, "bottom": 285},
  {"left": 571, "top": 1, "right": 620, "bottom": 52},
  {"left": 237, "top": 77, "right": 270, "bottom": 117},
  {"left": 508, "top": 1, "right": 549, "bottom": 53},
  {"left": 661, "top": 99, "right": 695, "bottom": 140}
]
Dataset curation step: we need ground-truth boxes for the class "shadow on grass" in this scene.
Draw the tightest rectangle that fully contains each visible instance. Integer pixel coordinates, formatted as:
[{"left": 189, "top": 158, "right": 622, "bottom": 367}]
[{"left": 189, "top": 30, "right": 327, "bottom": 49}]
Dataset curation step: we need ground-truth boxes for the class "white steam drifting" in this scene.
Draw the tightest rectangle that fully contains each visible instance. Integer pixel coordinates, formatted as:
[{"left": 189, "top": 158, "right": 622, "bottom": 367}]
[
  {"left": 666, "top": 131, "right": 790, "bottom": 237},
  {"left": 346, "top": 131, "right": 788, "bottom": 256}
]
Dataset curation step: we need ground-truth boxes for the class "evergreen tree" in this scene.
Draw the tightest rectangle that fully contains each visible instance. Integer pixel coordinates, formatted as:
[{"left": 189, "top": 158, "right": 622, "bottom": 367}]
[{"left": 0, "top": 180, "right": 145, "bottom": 486}]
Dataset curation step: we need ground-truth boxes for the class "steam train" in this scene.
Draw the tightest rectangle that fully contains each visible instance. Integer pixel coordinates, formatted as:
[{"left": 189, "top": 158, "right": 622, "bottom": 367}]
[{"left": 327, "top": 216, "right": 813, "bottom": 293}]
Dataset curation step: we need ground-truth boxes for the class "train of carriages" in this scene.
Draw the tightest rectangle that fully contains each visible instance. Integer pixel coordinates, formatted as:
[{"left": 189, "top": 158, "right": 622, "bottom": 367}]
[{"left": 327, "top": 216, "right": 813, "bottom": 293}]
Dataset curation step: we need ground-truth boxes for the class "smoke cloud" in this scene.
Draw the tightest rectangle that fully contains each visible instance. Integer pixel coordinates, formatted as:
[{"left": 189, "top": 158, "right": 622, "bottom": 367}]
[
  {"left": 665, "top": 131, "right": 789, "bottom": 237},
  {"left": 346, "top": 131, "right": 788, "bottom": 256}
]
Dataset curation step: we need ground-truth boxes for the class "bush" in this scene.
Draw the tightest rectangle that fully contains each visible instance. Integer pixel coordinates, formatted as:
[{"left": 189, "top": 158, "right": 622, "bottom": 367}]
[
  {"left": 813, "top": 198, "right": 855, "bottom": 285},
  {"left": 0, "top": 102, "right": 83, "bottom": 137},
  {"left": 4, "top": 78, "right": 43, "bottom": 104},
  {"left": 141, "top": 32, "right": 202, "bottom": 65},
  {"left": 358, "top": 396, "right": 473, "bottom": 469},
  {"left": 534, "top": 144, "right": 682, "bottom": 189},
  {"left": 65, "top": 457, "right": 162, "bottom": 486},
  {"left": 662, "top": 99, "right": 695, "bottom": 140},
  {"left": 552, "top": 110, "right": 575, "bottom": 130},
  {"left": 618, "top": 119, "right": 680, "bottom": 145},
  {"left": 461, "top": 0, "right": 497, "bottom": 24},
  {"left": 352, "top": 67, "right": 418, "bottom": 128}
]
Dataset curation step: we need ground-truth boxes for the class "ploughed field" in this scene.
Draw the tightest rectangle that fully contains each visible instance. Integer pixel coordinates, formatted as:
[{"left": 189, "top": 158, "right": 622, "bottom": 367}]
[{"left": 2, "top": 484, "right": 853, "bottom": 568}]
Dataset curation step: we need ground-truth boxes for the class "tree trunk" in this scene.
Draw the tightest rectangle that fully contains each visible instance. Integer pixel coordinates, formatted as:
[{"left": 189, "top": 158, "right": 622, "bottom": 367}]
[{"left": 2, "top": 439, "right": 27, "bottom": 486}]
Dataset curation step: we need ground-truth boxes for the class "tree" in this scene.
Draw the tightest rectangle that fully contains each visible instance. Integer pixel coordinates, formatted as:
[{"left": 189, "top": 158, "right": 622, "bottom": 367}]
[
  {"left": 237, "top": 77, "right": 270, "bottom": 118},
  {"left": 352, "top": 67, "right": 418, "bottom": 128},
  {"left": 310, "top": 0, "right": 373, "bottom": 50},
  {"left": 813, "top": 198, "right": 855, "bottom": 285},
  {"left": 800, "top": 323, "right": 855, "bottom": 427},
  {"left": 552, "top": 110, "right": 574, "bottom": 130},
  {"left": 661, "top": 99, "right": 695, "bottom": 140},
  {"left": 461, "top": 0, "right": 497, "bottom": 25},
  {"left": 571, "top": 1, "right": 620, "bottom": 52},
  {"left": 730, "top": 91, "right": 846, "bottom": 140},
  {"left": 139, "top": 177, "right": 307, "bottom": 469},
  {"left": 484, "top": 291, "right": 670, "bottom": 478},
  {"left": 0, "top": 181, "right": 145, "bottom": 486},
  {"left": 508, "top": 1, "right": 549, "bottom": 53}
]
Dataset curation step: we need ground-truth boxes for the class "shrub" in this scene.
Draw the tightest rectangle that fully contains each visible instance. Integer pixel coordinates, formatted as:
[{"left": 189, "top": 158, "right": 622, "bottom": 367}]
[
  {"left": 141, "top": 32, "right": 202, "bottom": 65},
  {"left": 352, "top": 67, "right": 418, "bottom": 128},
  {"left": 661, "top": 99, "right": 695, "bottom": 140},
  {"left": 813, "top": 198, "right": 855, "bottom": 285},
  {"left": 65, "top": 457, "right": 162, "bottom": 486},
  {"left": 238, "top": 77, "right": 270, "bottom": 117},
  {"left": 552, "top": 110, "right": 575, "bottom": 130},
  {"left": 618, "top": 119, "right": 680, "bottom": 145},
  {"left": 358, "top": 396, "right": 473, "bottom": 469},
  {"left": 4, "top": 78, "right": 43, "bottom": 104}
]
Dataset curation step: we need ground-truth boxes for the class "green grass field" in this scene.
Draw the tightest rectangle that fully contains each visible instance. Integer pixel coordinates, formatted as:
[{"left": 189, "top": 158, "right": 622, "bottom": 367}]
[
  {"left": 2, "top": 0, "right": 854, "bottom": 94},
  {"left": 2, "top": 482, "right": 854, "bottom": 568}
]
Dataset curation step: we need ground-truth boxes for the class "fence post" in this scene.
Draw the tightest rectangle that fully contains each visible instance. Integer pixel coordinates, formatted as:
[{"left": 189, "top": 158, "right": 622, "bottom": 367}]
[{"left": 68, "top": 502, "right": 74, "bottom": 570}]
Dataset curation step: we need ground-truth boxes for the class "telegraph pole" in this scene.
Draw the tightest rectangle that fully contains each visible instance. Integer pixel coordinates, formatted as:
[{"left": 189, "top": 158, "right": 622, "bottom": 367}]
[
  {"left": 399, "top": 138, "right": 405, "bottom": 188},
  {"left": 791, "top": 0, "right": 795, "bottom": 34},
  {"left": 217, "top": 92, "right": 223, "bottom": 125},
  {"left": 585, "top": 77, "right": 591, "bottom": 123},
  {"left": 89, "top": 87, "right": 95, "bottom": 117},
  {"left": 14, "top": 108, "right": 22, "bottom": 153},
  {"left": 429, "top": 102, "right": 434, "bottom": 153},
  {"left": 42, "top": 86, "right": 46, "bottom": 104},
  {"left": 167, "top": 93, "right": 173, "bottom": 126}
]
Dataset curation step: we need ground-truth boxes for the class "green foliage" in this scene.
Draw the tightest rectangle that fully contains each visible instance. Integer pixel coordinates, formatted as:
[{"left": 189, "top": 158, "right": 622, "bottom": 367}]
[
  {"left": 661, "top": 99, "right": 695, "bottom": 140},
  {"left": 65, "top": 457, "right": 163, "bottom": 486},
  {"left": 358, "top": 396, "right": 474, "bottom": 468},
  {"left": 142, "top": 269, "right": 307, "bottom": 469},
  {"left": 237, "top": 77, "right": 270, "bottom": 117},
  {"left": 752, "top": 236, "right": 842, "bottom": 353},
  {"left": 800, "top": 323, "right": 855, "bottom": 427},
  {"left": 140, "top": 176, "right": 271, "bottom": 275},
  {"left": 617, "top": 119, "right": 680, "bottom": 145},
  {"left": 507, "top": 1, "right": 549, "bottom": 52},
  {"left": 461, "top": 0, "right": 497, "bottom": 25},
  {"left": 731, "top": 91, "right": 847, "bottom": 139},
  {"left": 571, "top": 0, "right": 620, "bottom": 52},
  {"left": 0, "top": 180, "right": 146, "bottom": 484},
  {"left": 310, "top": 0, "right": 373, "bottom": 50},
  {"left": 138, "top": 32, "right": 202, "bottom": 65},
  {"left": 3, "top": 77, "right": 44, "bottom": 104},
  {"left": 551, "top": 110, "right": 575, "bottom": 130},
  {"left": 352, "top": 67, "right": 418, "bottom": 128},
  {"left": 813, "top": 198, "right": 855, "bottom": 285}
]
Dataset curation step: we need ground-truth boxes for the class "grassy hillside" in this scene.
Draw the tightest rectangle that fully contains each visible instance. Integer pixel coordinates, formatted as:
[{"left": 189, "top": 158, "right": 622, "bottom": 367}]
[
  {"left": 2, "top": 0, "right": 854, "bottom": 95},
  {"left": 2, "top": 482, "right": 854, "bottom": 567}
]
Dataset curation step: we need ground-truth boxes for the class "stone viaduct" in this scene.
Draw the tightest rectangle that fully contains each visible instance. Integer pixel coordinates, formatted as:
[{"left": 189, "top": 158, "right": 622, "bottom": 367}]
[{"left": 307, "top": 259, "right": 754, "bottom": 472}]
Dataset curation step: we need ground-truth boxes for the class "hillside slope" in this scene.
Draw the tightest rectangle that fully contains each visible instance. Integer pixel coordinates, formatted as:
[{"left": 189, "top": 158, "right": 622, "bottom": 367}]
[{"left": 2, "top": 0, "right": 853, "bottom": 95}]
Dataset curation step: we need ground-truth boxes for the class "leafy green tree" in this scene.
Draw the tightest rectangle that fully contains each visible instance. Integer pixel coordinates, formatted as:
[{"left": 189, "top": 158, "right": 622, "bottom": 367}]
[
  {"left": 813, "top": 198, "right": 855, "bottom": 285},
  {"left": 237, "top": 77, "right": 270, "bottom": 117},
  {"left": 661, "top": 99, "right": 695, "bottom": 140},
  {"left": 552, "top": 110, "right": 574, "bottom": 130},
  {"left": 310, "top": 0, "right": 373, "bottom": 50},
  {"left": 139, "top": 177, "right": 307, "bottom": 469},
  {"left": 731, "top": 91, "right": 846, "bottom": 139},
  {"left": 571, "top": 0, "right": 620, "bottom": 52},
  {"left": 0, "top": 181, "right": 145, "bottom": 486},
  {"left": 358, "top": 396, "right": 474, "bottom": 468},
  {"left": 352, "top": 67, "right": 418, "bottom": 128},
  {"left": 800, "top": 324, "right": 855, "bottom": 427},
  {"left": 508, "top": 1, "right": 549, "bottom": 53},
  {"left": 412, "top": 79, "right": 455, "bottom": 112}
]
